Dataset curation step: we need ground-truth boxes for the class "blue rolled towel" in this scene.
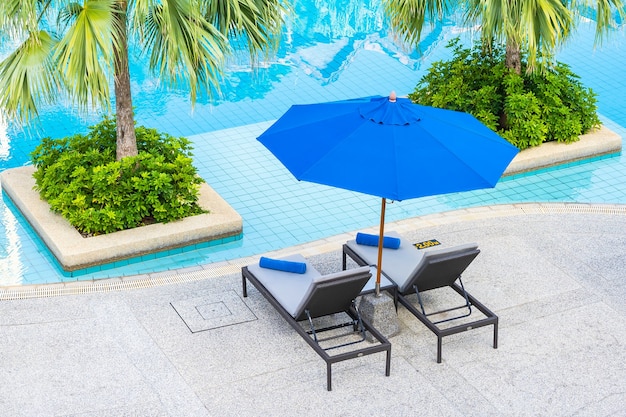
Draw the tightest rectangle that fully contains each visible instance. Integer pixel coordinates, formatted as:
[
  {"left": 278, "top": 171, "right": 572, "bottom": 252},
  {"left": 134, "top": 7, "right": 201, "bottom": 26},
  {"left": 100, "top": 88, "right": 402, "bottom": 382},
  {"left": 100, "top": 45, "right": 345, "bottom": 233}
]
[
  {"left": 259, "top": 256, "right": 307, "bottom": 274},
  {"left": 356, "top": 232, "right": 401, "bottom": 249}
]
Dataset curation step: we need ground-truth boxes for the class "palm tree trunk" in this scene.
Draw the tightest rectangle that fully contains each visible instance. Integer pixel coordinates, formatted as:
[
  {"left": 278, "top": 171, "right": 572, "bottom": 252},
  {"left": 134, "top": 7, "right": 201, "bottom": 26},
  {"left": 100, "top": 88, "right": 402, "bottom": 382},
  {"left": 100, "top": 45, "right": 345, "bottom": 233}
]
[
  {"left": 501, "top": 38, "right": 522, "bottom": 130},
  {"left": 113, "top": 1, "right": 138, "bottom": 160},
  {"left": 505, "top": 39, "right": 522, "bottom": 75}
]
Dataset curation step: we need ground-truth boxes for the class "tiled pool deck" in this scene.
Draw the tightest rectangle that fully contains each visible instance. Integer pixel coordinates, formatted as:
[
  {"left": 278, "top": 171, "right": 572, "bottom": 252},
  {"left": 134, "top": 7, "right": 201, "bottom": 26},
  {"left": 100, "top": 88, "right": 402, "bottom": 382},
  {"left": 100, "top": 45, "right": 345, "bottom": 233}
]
[{"left": 0, "top": 206, "right": 625, "bottom": 416}]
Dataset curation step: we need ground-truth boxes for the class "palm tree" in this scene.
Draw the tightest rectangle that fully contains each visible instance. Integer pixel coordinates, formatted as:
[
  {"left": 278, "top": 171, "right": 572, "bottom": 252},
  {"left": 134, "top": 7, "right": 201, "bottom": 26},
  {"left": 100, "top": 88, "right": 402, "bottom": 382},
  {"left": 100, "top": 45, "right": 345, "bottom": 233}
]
[
  {"left": 382, "top": 0, "right": 623, "bottom": 74},
  {"left": 0, "top": 0, "right": 287, "bottom": 160}
]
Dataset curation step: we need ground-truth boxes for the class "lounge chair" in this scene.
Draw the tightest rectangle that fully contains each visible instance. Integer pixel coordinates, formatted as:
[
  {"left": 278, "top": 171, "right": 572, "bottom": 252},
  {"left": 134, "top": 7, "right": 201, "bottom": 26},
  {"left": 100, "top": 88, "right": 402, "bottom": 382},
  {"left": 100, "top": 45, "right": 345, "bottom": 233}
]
[
  {"left": 241, "top": 254, "right": 391, "bottom": 391},
  {"left": 343, "top": 232, "right": 498, "bottom": 363}
]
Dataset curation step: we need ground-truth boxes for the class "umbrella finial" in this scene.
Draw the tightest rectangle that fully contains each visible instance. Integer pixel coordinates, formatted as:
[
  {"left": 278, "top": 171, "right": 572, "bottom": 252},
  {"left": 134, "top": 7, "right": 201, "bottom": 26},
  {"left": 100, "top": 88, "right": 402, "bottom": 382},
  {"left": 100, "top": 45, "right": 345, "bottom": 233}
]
[{"left": 389, "top": 91, "right": 397, "bottom": 102}]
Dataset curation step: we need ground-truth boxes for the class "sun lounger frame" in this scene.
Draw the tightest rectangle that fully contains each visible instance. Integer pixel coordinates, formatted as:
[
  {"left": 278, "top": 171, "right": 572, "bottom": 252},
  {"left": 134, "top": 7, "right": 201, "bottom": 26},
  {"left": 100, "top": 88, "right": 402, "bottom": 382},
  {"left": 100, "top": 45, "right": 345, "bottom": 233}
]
[
  {"left": 343, "top": 243, "right": 498, "bottom": 363},
  {"left": 242, "top": 266, "right": 391, "bottom": 391}
]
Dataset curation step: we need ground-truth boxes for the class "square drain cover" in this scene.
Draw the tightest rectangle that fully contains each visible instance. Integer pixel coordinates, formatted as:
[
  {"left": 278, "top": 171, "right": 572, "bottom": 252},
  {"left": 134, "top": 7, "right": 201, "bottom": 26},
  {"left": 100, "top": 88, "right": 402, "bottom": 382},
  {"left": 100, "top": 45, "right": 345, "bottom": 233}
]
[{"left": 171, "top": 290, "right": 257, "bottom": 333}]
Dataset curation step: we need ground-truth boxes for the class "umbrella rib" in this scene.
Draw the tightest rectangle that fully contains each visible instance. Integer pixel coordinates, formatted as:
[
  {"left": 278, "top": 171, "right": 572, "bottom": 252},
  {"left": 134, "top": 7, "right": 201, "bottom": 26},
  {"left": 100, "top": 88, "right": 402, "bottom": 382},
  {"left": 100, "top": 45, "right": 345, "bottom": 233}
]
[{"left": 418, "top": 129, "right": 507, "bottom": 189}]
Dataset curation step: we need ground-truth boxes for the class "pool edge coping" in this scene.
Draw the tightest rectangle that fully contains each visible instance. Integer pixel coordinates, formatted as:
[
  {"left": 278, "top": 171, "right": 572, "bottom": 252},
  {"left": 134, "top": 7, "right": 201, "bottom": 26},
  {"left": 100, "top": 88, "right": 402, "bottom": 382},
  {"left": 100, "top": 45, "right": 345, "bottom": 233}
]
[
  {"left": 2, "top": 202, "right": 626, "bottom": 300},
  {"left": 0, "top": 122, "right": 623, "bottom": 296}
]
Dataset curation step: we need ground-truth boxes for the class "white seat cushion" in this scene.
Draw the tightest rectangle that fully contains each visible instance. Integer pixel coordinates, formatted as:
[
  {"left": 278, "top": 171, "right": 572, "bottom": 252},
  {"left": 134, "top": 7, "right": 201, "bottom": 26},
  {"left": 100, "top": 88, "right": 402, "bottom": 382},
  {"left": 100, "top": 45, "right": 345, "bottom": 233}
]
[
  {"left": 246, "top": 254, "right": 320, "bottom": 317},
  {"left": 347, "top": 231, "right": 425, "bottom": 292},
  {"left": 248, "top": 254, "right": 372, "bottom": 318},
  {"left": 347, "top": 231, "right": 479, "bottom": 293}
]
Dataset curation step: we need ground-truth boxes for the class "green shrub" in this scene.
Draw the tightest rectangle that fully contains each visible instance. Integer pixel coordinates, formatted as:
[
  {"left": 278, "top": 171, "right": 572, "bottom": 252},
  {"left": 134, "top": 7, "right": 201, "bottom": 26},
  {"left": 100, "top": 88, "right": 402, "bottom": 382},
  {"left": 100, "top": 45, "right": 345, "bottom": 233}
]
[
  {"left": 409, "top": 39, "right": 600, "bottom": 150},
  {"left": 31, "top": 117, "right": 206, "bottom": 236}
]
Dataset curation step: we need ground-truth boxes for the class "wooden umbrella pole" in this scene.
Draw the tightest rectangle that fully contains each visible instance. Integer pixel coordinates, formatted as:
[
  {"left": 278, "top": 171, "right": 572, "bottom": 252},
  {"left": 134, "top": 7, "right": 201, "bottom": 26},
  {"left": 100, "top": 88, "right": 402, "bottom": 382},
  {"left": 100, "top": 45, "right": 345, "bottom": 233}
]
[{"left": 375, "top": 198, "right": 386, "bottom": 296}]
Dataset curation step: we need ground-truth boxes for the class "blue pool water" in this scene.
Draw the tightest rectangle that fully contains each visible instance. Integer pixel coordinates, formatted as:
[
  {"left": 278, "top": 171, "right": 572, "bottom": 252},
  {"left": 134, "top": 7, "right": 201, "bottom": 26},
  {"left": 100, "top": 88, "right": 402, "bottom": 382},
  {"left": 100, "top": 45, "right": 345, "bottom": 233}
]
[{"left": 1, "top": 5, "right": 626, "bottom": 285}]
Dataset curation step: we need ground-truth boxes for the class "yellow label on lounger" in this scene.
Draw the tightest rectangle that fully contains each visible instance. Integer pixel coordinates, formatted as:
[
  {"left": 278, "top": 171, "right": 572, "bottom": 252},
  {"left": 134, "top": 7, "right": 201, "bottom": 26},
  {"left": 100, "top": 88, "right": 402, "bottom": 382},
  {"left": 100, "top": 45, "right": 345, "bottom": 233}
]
[{"left": 414, "top": 239, "right": 441, "bottom": 249}]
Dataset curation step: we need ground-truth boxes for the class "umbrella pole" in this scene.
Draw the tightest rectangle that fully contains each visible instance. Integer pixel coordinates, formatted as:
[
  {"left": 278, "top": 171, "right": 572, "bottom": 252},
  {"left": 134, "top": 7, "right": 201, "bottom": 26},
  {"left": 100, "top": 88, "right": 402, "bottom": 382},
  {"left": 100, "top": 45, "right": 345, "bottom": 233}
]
[{"left": 375, "top": 198, "right": 386, "bottom": 296}]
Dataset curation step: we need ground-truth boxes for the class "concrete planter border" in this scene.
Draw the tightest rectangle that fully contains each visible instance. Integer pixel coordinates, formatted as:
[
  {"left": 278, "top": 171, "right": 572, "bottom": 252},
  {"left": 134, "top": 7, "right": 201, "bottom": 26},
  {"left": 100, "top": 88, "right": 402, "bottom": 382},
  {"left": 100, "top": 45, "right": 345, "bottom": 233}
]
[
  {"left": 0, "top": 166, "right": 243, "bottom": 272},
  {"left": 503, "top": 125, "right": 622, "bottom": 176}
]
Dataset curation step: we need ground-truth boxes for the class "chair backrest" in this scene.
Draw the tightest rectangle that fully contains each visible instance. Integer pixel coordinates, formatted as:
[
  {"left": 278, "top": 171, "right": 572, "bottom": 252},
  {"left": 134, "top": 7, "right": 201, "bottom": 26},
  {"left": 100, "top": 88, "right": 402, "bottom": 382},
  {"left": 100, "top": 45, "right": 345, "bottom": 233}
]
[
  {"left": 401, "top": 244, "right": 480, "bottom": 294},
  {"left": 293, "top": 266, "right": 371, "bottom": 321},
  {"left": 346, "top": 231, "right": 425, "bottom": 291}
]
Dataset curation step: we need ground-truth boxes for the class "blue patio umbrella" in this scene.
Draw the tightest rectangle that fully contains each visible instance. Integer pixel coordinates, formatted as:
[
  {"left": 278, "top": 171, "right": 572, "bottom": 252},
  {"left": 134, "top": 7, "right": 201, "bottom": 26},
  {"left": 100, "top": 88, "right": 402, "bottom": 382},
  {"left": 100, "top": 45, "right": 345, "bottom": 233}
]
[{"left": 258, "top": 93, "right": 518, "bottom": 294}]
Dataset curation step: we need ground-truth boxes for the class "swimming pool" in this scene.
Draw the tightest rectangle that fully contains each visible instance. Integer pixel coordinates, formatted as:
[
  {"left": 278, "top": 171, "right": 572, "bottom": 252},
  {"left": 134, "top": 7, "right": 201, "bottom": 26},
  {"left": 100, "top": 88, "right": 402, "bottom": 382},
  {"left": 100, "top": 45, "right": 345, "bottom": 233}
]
[{"left": 1, "top": 4, "right": 625, "bottom": 285}]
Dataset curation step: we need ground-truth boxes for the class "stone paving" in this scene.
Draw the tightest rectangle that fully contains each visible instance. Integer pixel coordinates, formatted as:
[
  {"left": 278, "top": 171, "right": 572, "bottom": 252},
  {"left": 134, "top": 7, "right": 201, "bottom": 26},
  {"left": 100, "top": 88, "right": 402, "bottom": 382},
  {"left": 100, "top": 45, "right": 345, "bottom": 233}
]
[{"left": 1, "top": 204, "right": 625, "bottom": 416}]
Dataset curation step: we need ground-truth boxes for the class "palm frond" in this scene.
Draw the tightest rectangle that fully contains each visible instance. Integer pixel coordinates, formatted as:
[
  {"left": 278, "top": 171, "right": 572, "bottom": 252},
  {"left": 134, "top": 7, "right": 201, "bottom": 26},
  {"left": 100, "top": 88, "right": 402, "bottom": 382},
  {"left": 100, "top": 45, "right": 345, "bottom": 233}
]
[
  {"left": 573, "top": 0, "right": 625, "bottom": 42},
  {"left": 203, "top": 0, "right": 288, "bottom": 59},
  {"left": 0, "top": 0, "right": 43, "bottom": 37},
  {"left": 466, "top": 0, "right": 573, "bottom": 70},
  {"left": 519, "top": 0, "right": 573, "bottom": 69},
  {"left": 381, "top": 0, "right": 452, "bottom": 46},
  {"left": 142, "top": 0, "right": 228, "bottom": 103},
  {"left": 467, "top": 0, "right": 507, "bottom": 45},
  {"left": 0, "top": 30, "right": 60, "bottom": 123},
  {"left": 52, "top": 0, "right": 117, "bottom": 112}
]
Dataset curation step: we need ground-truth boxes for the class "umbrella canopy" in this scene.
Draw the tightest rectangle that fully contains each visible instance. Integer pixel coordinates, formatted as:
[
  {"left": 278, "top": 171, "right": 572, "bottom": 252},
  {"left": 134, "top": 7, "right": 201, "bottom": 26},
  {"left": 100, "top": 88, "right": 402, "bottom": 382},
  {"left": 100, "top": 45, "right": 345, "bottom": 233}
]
[
  {"left": 258, "top": 94, "right": 519, "bottom": 201},
  {"left": 258, "top": 93, "right": 519, "bottom": 293}
]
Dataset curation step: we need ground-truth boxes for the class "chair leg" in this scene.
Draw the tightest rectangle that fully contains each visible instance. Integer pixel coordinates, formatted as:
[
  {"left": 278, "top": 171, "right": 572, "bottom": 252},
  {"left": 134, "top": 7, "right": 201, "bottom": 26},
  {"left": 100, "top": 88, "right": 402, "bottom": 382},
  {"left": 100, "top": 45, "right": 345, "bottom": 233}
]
[
  {"left": 493, "top": 320, "right": 499, "bottom": 349},
  {"left": 327, "top": 363, "right": 332, "bottom": 391},
  {"left": 385, "top": 349, "right": 391, "bottom": 377},
  {"left": 242, "top": 274, "right": 248, "bottom": 297},
  {"left": 437, "top": 336, "right": 442, "bottom": 363}
]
